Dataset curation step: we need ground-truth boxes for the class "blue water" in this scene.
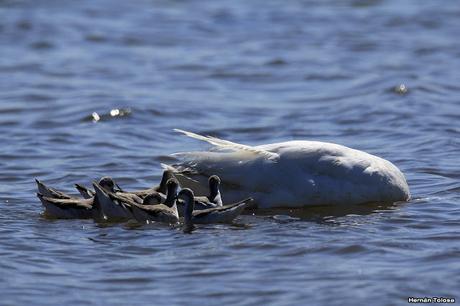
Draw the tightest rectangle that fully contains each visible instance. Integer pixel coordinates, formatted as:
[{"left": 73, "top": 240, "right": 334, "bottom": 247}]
[{"left": 1, "top": 0, "right": 459, "bottom": 305}]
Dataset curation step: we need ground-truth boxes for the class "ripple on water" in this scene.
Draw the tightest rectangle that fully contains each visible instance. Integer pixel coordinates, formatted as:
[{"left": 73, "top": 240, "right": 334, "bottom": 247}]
[{"left": 1, "top": 0, "right": 460, "bottom": 305}]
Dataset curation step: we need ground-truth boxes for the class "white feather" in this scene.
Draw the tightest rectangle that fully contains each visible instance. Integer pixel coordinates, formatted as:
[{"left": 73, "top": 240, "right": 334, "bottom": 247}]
[{"left": 173, "top": 129, "right": 279, "bottom": 160}]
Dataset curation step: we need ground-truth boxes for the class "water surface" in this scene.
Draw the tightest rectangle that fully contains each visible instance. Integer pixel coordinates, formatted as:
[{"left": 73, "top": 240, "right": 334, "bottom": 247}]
[{"left": 1, "top": 0, "right": 459, "bottom": 305}]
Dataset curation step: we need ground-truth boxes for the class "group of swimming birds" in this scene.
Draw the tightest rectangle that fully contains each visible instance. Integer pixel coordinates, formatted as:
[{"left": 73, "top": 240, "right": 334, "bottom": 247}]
[
  {"left": 35, "top": 128, "right": 411, "bottom": 231},
  {"left": 36, "top": 170, "right": 254, "bottom": 233}
]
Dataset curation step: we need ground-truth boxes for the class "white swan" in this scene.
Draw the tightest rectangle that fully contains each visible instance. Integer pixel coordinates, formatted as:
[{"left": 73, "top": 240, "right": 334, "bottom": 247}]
[{"left": 164, "top": 129, "right": 410, "bottom": 208}]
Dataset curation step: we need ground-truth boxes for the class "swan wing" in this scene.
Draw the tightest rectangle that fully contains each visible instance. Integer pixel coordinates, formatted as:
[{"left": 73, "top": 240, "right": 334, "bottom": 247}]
[{"left": 173, "top": 129, "right": 279, "bottom": 161}]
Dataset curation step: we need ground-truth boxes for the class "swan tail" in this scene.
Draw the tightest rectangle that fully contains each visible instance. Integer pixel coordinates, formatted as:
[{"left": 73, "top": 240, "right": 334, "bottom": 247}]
[{"left": 173, "top": 129, "right": 279, "bottom": 161}]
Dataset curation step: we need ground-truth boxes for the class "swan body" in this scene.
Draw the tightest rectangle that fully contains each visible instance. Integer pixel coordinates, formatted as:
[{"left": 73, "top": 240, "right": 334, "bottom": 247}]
[{"left": 167, "top": 130, "right": 410, "bottom": 208}]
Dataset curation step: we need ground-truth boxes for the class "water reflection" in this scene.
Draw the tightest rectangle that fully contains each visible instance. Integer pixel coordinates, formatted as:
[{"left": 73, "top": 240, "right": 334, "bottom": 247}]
[
  {"left": 1, "top": 0, "right": 459, "bottom": 304},
  {"left": 249, "top": 200, "right": 406, "bottom": 223}
]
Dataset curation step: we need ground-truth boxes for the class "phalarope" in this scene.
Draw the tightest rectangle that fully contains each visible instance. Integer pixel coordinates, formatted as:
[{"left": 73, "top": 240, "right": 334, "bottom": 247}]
[
  {"left": 179, "top": 188, "right": 253, "bottom": 233},
  {"left": 130, "top": 178, "right": 180, "bottom": 224},
  {"left": 129, "top": 170, "right": 176, "bottom": 199},
  {"left": 176, "top": 175, "right": 223, "bottom": 215},
  {"left": 35, "top": 179, "right": 74, "bottom": 199},
  {"left": 37, "top": 194, "right": 93, "bottom": 219},
  {"left": 36, "top": 177, "right": 119, "bottom": 219},
  {"left": 93, "top": 178, "right": 180, "bottom": 222}
]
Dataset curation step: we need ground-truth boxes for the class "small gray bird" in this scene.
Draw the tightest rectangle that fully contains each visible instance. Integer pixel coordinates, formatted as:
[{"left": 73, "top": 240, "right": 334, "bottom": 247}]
[
  {"left": 130, "top": 178, "right": 180, "bottom": 224},
  {"left": 129, "top": 170, "right": 176, "bottom": 198},
  {"left": 176, "top": 175, "right": 223, "bottom": 216},
  {"left": 194, "top": 175, "right": 223, "bottom": 206},
  {"left": 35, "top": 179, "right": 74, "bottom": 200},
  {"left": 179, "top": 188, "right": 253, "bottom": 233},
  {"left": 36, "top": 177, "right": 119, "bottom": 219},
  {"left": 75, "top": 176, "right": 143, "bottom": 203},
  {"left": 93, "top": 178, "right": 180, "bottom": 223}
]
